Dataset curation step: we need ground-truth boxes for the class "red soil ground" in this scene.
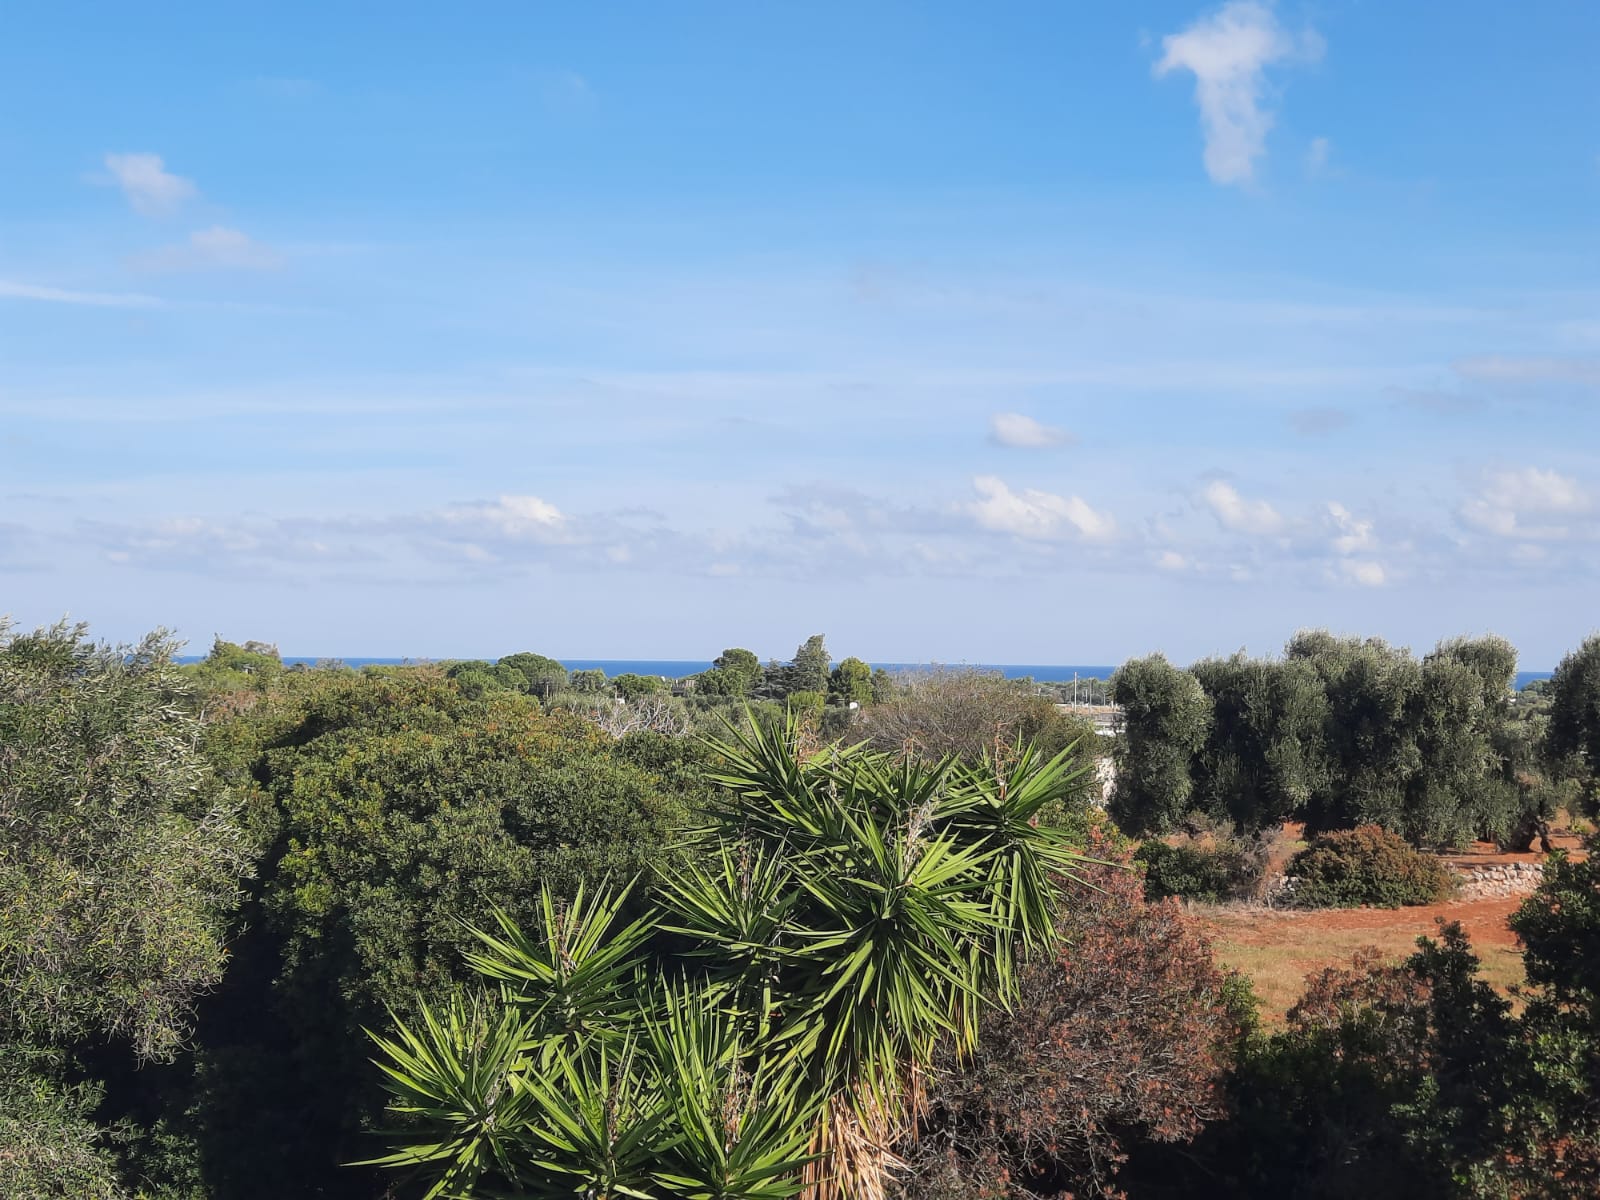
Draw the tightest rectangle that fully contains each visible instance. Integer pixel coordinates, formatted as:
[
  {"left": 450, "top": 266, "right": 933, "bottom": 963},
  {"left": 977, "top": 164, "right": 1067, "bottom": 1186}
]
[{"left": 1194, "top": 824, "right": 1587, "bottom": 1021}]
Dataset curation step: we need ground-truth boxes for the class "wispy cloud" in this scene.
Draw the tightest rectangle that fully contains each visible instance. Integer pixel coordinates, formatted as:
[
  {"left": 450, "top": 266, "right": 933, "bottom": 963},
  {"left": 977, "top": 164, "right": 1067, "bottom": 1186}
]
[
  {"left": 969, "top": 476, "right": 1116, "bottom": 541},
  {"left": 1325, "top": 501, "right": 1386, "bottom": 585},
  {"left": 102, "top": 152, "right": 196, "bottom": 216},
  {"left": 1337, "top": 558, "right": 1386, "bottom": 587},
  {"left": 0, "top": 279, "right": 164, "bottom": 309},
  {"left": 131, "top": 226, "right": 282, "bottom": 272},
  {"left": 1326, "top": 501, "right": 1375, "bottom": 555},
  {"left": 1154, "top": 0, "right": 1324, "bottom": 186},
  {"left": 1201, "top": 479, "right": 1285, "bottom": 534},
  {"left": 1455, "top": 356, "right": 1600, "bottom": 386},
  {"left": 1393, "top": 386, "right": 1484, "bottom": 416},
  {"left": 437, "top": 494, "right": 571, "bottom": 541},
  {"left": 988, "top": 412, "right": 1073, "bottom": 448},
  {"left": 1459, "top": 467, "right": 1591, "bottom": 540}
]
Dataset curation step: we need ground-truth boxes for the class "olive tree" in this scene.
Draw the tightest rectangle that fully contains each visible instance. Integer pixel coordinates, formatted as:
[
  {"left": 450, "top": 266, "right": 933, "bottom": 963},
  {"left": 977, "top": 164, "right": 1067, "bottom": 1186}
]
[
  {"left": 1110, "top": 655, "right": 1212, "bottom": 835},
  {"left": 0, "top": 621, "right": 247, "bottom": 1199},
  {"left": 1547, "top": 634, "right": 1600, "bottom": 812}
]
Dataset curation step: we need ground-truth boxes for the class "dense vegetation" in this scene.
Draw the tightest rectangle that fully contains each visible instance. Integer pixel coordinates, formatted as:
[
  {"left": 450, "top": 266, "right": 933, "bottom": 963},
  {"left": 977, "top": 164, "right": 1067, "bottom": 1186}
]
[
  {"left": 1111, "top": 633, "right": 1582, "bottom": 849},
  {"left": 1283, "top": 825, "right": 1458, "bottom": 909},
  {"left": 2, "top": 619, "right": 1598, "bottom": 1197}
]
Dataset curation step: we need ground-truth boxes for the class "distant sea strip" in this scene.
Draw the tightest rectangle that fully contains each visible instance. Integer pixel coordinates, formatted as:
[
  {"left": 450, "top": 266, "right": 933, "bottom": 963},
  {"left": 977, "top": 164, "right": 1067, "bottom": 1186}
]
[{"left": 174, "top": 656, "right": 1556, "bottom": 690}]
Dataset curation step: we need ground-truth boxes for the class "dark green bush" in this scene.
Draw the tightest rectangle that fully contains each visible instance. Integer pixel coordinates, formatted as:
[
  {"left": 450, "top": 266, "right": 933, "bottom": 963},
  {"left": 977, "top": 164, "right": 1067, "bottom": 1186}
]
[
  {"left": 1286, "top": 824, "right": 1455, "bottom": 909},
  {"left": 1135, "top": 833, "right": 1266, "bottom": 903}
]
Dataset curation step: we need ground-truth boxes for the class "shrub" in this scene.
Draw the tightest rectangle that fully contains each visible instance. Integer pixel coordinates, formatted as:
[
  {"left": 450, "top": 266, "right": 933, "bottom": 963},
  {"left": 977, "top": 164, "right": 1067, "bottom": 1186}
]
[
  {"left": 1202, "top": 923, "right": 1513, "bottom": 1197},
  {"left": 903, "top": 852, "right": 1252, "bottom": 1199},
  {"left": 1135, "top": 831, "right": 1268, "bottom": 903},
  {"left": 184, "top": 670, "right": 695, "bottom": 1198},
  {"left": 1285, "top": 824, "right": 1455, "bottom": 908},
  {"left": 1488, "top": 843, "right": 1600, "bottom": 1195},
  {"left": 365, "top": 720, "right": 1096, "bottom": 1200},
  {"left": 854, "top": 666, "right": 1098, "bottom": 765}
]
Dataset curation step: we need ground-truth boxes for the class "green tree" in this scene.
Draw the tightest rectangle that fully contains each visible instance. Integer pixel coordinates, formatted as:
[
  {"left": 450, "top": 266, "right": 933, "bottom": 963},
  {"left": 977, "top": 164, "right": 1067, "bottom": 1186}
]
[
  {"left": 446, "top": 659, "right": 524, "bottom": 697},
  {"left": 692, "top": 666, "right": 743, "bottom": 696},
  {"left": 0, "top": 621, "right": 246, "bottom": 1061},
  {"left": 1547, "top": 634, "right": 1600, "bottom": 812},
  {"left": 1287, "top": 632, "right": 1424, "bottom": 836},
  {"left": 1188, "top": 654, "right": 1327, "bottom": 832},
  {"left": 1109, "top": 654, "right": 1212, "bottom": 835},
  {"left": 0, "top": 621, "right": 248, "bottom": 1199},
  {"left": 785, "top": 688, "right": 825, "bottom": 719},
  {"left": 1486, "top": 846, "right": 1600, "bottom": 1193},
  {"left": 870, "top": 667, "right": 896, "bottom": 705},
  {"left": 712, "top": 647, "right": 763, "bottom": 694},
  {"left": 183, "top": 636, "right": 283, "bottom": 694},
  {"left": 791, "top": 634, "right": 830, "bottom": 696},
  {"left": 185, "top": 670, "right": 691, "bottom": 1198},
  {"left": 612, "top": 672, "right": 665, "bottom": 700},
  {"left": 1282, "top": 632, "right": 1519, "bottom": 846},
  {"left": 498, "top": 651, "right": 570, "bottom": 699},
  {"left": 1, "top": 1046, "right": 127, "bottom": 1200},
  {"left": 368, "top": 719, "right": 1092, "bottom": 1199},
  {"left": 569, "top": 668, "right": 608, "bottom": 695},
  {"left": 829, "top": 656, "right": 873, "bottom": 705}
]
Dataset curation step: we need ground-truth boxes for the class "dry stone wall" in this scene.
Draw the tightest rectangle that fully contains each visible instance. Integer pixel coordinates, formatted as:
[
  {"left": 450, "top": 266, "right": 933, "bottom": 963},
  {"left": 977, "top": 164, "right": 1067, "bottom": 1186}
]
[{"left": 1451, "top": 860, "right": 1544, "bottom": 900}]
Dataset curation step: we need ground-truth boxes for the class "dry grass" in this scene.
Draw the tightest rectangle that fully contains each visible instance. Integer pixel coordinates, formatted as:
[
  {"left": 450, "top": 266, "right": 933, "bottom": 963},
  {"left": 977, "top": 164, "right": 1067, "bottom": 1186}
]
[{"left": 1194, "top": 897, "right": 1528, "bottom": 1025}]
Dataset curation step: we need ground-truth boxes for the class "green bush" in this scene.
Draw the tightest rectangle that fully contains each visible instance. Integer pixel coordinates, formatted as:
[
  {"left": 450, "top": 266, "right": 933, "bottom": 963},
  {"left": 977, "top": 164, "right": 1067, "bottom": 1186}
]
[
  {"left": 1285, "top": 824, "right": 1455, "bottom": 908},
  {"left": 1132, "top": 832, "right": 1267, "bottom": 908}
]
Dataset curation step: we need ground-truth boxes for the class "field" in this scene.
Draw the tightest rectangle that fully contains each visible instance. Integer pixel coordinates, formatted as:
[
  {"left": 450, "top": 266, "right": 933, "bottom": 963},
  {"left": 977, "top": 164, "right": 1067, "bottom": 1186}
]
[
  {"left": 1191, "top": 827, "right": 1587, "bottom": 1024},
  {"left": 1196, "top": 894, "right": 1528, "bottom": 1023}
]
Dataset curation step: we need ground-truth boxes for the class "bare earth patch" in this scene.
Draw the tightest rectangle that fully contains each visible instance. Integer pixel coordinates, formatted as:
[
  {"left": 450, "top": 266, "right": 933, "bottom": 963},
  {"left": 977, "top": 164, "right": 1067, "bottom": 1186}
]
[{"left": 1195, "top": 893, "right": 1529, "bottom": 1025}]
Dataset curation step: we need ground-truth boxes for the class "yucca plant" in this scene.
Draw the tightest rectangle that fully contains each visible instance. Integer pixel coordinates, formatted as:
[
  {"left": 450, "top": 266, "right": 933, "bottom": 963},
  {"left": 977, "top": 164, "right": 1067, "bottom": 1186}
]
[
  {"left": 362, "top": 992, "right": 539, "bottom": 1199},
  {"left": 461, "top": 882, "right": 651, "bottom": 1053},
  {"left": 660, "top": 716, "right": 1094, "bottom": 1198},
  {"left": 646, "top": 985, "right": 819, "bottom": 1200},
  {"left": 509, "top": 1036, "right": 670, "bottom": 1199},
  {"left": 364, "top": 714, "right": 1092, "bottom": 1199}
]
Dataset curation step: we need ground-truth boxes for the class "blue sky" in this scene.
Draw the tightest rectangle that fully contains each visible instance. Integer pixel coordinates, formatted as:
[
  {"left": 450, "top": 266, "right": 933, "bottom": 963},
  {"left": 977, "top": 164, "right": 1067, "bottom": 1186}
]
[{"left": 3, "top": 1, "right": 1597, "bottom": 666}]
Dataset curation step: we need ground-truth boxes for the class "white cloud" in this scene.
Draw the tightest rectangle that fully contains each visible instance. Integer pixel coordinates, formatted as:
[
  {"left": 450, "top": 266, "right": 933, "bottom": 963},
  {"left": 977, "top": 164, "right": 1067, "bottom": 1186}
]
[
  {"left": 1325, "top": 502, "right": 1385, "bottom": 584},
  {"left": 1339, "top": 559, "right": 1386, "bottom": 587},
  {"left": 103, "top": 152, "right": 197, "bottom": 216},
  {"left": 970, "top": 476, "right": 1116, "bottom": 541},
  {"left": 443, "top": 494, "right": 569, "bottom": 539},
  {"left": 1202, "top": 479, "right": 1285, "bottom": 534},
  {"left": 1459, "top": 467, "right": 1591, "bottom": 539},
  {"left": 1156, "top": 549, "right": 1189, "bottom": 570},
  {"left": 1326, "top": 501, "right": 1375, "bottom": 554},
  {"left": 988, "top": 411, "right": 1073, "bottom": 448},
  {"left": 1154, "top": 1, "right": 1323, "bottom": 186},
  {"left": 132, "top": 226, "right": 282, "bottom": 272},
  {"left": 0, "top": 279, "right": 163, "bottom": 309}
]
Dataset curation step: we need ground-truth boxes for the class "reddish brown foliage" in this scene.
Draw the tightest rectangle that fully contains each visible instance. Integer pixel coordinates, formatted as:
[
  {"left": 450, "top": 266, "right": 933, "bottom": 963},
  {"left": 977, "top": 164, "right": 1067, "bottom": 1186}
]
[{"left": 902, "top": 857, "right": 1248, "bottom": 1199}]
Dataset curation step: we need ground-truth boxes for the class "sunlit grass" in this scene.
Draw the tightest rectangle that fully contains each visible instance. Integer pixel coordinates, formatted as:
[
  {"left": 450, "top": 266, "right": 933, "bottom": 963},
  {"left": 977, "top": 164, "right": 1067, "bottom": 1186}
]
[{"left": 1196, "top": 904, "right": 1527, "bottom": 1025}]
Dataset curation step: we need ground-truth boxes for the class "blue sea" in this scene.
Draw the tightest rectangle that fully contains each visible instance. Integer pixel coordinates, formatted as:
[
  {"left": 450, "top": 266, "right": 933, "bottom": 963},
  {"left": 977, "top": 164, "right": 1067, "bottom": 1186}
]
[{"left": 177, "top": 655, "right": 1556, "bottom": 690}]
